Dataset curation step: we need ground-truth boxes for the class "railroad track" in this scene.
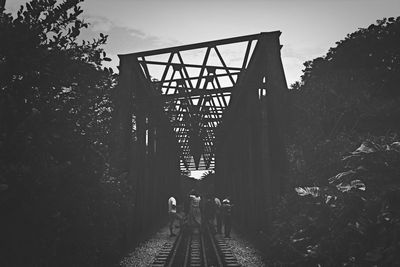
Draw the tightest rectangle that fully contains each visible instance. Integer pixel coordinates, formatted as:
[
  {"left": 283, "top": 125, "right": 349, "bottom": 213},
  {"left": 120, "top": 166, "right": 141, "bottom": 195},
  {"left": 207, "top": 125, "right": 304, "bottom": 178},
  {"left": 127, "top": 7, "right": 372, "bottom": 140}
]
[{"left": 151, "top": 226, "right": 241, "bottom": 267}]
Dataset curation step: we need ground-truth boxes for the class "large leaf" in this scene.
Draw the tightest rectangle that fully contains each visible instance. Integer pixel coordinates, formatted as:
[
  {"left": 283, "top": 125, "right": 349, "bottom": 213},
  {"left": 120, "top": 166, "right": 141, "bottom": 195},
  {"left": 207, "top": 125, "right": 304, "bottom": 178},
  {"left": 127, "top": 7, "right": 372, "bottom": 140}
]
[
  {"left": 336, "top": 179, "right": 366, "bottom": 192},
  {"left": 295, "top": 186, "right": 321, "bottom": 197},
  {"left": 390, "top": 141, "right": 400, "bottom": 152},
  {"left": 351, "top": 141, "right": 379, "bottom": 154},
  {"left": 328, "top": 170, "right": 356, "bottom": 184}
]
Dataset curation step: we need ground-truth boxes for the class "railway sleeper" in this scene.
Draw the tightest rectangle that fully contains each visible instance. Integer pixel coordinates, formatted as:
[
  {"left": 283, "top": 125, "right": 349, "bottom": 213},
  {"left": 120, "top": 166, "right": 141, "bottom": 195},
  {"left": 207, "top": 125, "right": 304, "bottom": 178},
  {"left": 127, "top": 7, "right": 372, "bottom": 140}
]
[
  {"left": 151, "top": 228, "right": 241, "bottom": 266},
  {"left": 150, "top": 241, "right": 175, "bottom": 267},
  {"left": 214, "top": 236, "right": 241, "bottom": 267}
]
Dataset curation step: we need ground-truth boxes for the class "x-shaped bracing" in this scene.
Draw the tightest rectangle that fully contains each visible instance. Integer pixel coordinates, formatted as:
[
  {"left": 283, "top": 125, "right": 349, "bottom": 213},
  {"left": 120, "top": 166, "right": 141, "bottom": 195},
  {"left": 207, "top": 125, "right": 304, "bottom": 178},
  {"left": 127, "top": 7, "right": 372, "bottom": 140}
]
[{"left": 131, "top": 33, "right": 263, "bottom": 170}]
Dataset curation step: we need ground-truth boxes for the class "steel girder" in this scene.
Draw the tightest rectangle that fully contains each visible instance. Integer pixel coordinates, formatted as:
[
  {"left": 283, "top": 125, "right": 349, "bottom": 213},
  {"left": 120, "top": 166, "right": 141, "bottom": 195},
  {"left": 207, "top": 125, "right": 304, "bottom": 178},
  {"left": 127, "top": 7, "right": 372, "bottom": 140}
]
[
  {"left": 214, "top": 31, "right": 289, "bottom": 231},
  {"left": 118, "top": 33, "right": 278, "bottom": 170}
]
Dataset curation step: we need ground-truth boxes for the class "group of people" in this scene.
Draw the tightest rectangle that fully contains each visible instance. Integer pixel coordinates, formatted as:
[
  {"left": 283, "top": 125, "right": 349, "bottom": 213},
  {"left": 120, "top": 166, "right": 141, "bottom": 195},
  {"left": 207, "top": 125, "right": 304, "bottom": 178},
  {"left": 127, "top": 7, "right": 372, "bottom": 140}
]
[{"left": 168, "top": 190, "right": 233, "bottom": 238}]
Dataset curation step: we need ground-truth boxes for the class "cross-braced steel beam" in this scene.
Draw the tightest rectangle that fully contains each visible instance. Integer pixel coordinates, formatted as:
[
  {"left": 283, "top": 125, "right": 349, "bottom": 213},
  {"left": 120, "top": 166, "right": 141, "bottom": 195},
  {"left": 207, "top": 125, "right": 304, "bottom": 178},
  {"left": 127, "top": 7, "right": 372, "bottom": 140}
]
[
  {"left": 111, "top": 31, "right": 289, "bottom": 237},
  {"left": 119, "top": 33, "right": 270, "bottom": 170}
]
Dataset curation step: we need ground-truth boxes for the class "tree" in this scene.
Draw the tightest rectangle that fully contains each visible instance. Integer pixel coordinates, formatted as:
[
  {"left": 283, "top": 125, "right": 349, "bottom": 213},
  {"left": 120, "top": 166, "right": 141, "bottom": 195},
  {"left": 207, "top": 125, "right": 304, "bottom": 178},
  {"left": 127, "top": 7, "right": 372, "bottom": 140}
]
[
  {"left": 286, "top": 17, "right": 400, "bottom": 182},
  {"left": 0, "top": 1, "right": 124, "bottom": 266},
  {"left": 290, "top": 17, "right": 400, "bottom": 140},
  {"left": 263, "top": 17, "right": 400, "bottom": 266}
]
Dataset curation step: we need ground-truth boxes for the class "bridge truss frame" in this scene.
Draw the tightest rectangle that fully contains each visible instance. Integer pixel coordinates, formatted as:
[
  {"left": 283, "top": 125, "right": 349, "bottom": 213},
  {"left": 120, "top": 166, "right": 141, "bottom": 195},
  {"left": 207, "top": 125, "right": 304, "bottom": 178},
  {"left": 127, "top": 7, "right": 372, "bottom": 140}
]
[{"left": 111, "top": 31, "right": 288, "bottom": 235}]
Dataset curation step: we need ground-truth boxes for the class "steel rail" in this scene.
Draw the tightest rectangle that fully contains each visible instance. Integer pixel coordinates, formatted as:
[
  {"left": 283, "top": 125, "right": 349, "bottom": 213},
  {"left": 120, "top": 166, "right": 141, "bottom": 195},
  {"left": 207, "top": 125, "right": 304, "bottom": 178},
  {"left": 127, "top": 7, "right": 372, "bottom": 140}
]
[
  {"left": 183, "top": 233, "right": 192, "bottom": 266},
  {"left": 158, "top": 225, "right": 236, "bottom": 266},
  {"left": 207, "top": 226, "right": 224, "bottom": 267},
  {"left": 201, "top": 233, "right": 208, "bottom": 267},
  {"left": 166, "top": 231, "right": 183, "bottom": 267}
]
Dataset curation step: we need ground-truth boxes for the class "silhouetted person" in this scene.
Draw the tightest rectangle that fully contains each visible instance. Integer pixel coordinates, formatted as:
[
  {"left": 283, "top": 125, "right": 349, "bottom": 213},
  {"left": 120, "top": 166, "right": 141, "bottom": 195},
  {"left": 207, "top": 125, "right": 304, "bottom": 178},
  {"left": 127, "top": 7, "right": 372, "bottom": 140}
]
[
  {"left": 168, "top": 196, "right": 178, "bottom": 236},
  {"left": 202, "top": 194, "right": 216, "bottom": 232},
  {"left": 214, "top": 196, "right": 222, "bottom": 234},
  {"left": 188, "top": 189, "right": 201, "bottom": 233},
  {"left": 209, "top": 196, "right": 215, "bottom": 221},
  {"left": 222, "top": 197, "right": 233, "bottom": 238}
]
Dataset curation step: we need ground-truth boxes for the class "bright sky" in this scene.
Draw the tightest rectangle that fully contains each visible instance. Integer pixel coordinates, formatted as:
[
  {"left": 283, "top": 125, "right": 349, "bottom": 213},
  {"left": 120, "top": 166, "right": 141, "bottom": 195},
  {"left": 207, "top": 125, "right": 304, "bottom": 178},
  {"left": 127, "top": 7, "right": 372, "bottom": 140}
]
[
  {"left": 6, "top": 0, "right": 400, "bottom": 86},
  {"left": 5, "top": 0, "right": 399, "bottom": 178}
]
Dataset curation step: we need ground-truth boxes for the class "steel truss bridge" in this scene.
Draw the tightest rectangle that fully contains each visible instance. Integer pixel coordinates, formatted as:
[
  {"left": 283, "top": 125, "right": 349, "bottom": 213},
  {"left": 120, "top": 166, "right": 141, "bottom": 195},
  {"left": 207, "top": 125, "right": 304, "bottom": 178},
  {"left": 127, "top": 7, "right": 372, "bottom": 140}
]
[{"left": 111, "top": 31, "right": 288, "bottom": 238}]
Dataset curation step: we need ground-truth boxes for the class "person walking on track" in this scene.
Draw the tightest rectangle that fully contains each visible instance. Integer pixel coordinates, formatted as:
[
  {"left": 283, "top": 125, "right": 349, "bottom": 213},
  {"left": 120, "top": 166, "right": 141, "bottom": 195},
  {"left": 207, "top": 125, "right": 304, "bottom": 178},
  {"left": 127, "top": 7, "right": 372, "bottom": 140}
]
[
  {"left": 222, "top": 197, "right": 233, "bottom": 238},
  {"left": 214, "top": 196, "right": 222, "bottom": 234},
  {"left": 168, "top": 196, "right": 178, "bottom": 237},
  {"left": 188, "top": 189, "right": 201, "bottom": 233}
]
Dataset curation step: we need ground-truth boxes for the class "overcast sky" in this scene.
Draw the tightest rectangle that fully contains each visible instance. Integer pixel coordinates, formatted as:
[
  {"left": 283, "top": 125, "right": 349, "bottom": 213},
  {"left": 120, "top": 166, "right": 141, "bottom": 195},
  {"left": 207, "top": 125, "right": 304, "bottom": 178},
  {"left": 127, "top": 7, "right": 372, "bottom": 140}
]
[
  {"left": 6, "top": 0, "right": 400, "bottom": 85},
  {"left": 5, "top": 0, "right": 400, "bottom": 178}
]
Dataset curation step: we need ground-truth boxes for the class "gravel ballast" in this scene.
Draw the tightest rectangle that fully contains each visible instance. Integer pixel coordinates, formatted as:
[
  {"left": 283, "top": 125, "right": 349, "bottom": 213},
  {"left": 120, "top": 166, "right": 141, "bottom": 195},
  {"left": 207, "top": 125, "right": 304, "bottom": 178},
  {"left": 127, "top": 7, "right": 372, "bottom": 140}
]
[
  {"left": 120, "top": 226, "right": 176, "bottom": 267},
  {"left": 120, "top": 225, "right": 265, "bottom": 266},
  {"left": 222, "top": 229, "right": 266, "bottom": 267}
]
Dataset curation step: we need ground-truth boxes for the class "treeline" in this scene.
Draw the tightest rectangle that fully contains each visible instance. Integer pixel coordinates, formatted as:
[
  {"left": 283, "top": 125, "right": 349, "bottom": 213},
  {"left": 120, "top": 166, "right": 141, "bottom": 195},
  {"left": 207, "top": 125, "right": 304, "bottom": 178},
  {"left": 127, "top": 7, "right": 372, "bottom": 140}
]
[
  {"left": 0, "top": 1, "right": 135, "bottom": 266},
  {"left": 260, "top": 17, "right": 400, "bottom": 266}
]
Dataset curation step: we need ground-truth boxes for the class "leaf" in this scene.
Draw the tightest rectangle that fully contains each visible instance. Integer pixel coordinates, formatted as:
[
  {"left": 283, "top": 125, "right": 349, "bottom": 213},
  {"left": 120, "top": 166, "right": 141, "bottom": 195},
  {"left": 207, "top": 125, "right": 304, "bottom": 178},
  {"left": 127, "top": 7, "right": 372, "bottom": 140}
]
[
  {"left": 295, "top": 187, "right": 320, "bottom": 197},
  {"left": 336, "top": 179, "right": 366, "bottom": 192},
  {"left": 328, "top": 170, "right": 356, "bottom": 184},
  {"left": 350, "top": 179, "right": 366, "bottom": 191},
  {"left": 351, "top": 141, "right": 378, "bottom": 154},
  {"left": 325, "top": 195, "right": 337, "bottom": 204},
  {"left": 390, "top": 141, "right": 400, "bottom": 152}
]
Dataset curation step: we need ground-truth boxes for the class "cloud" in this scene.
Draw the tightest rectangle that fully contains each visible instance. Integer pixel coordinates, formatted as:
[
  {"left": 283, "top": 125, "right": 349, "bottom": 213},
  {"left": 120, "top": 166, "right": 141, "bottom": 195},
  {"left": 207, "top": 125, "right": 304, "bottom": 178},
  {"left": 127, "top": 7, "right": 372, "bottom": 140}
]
[
  {"left": 80, "top": 15, "right": 181, "bottom": 70},
  {"left": 85, "top": 16, "right": 180, "bottom": 53},
  {"left": 81, "top": 16, "right": 311, "bottom": 85},
  {"left": 85, "top": 16, "right": 114, "bottom": 32}
]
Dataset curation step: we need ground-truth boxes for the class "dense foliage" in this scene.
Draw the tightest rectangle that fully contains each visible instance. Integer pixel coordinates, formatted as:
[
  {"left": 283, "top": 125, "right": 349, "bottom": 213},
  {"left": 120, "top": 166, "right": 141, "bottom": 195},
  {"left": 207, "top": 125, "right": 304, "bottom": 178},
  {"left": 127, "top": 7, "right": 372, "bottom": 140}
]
[
  {"left": 266, "top": 139, "right": 400, "bottom": 266},
  {"left": 288, "top": 16, "right": 400, "bottom": 182},
  {"left": 260, "top": 17, "right": 400, "bottom": 266},
  {"left": 0, "top": 1, "right": 135, "bottom": 266}
]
